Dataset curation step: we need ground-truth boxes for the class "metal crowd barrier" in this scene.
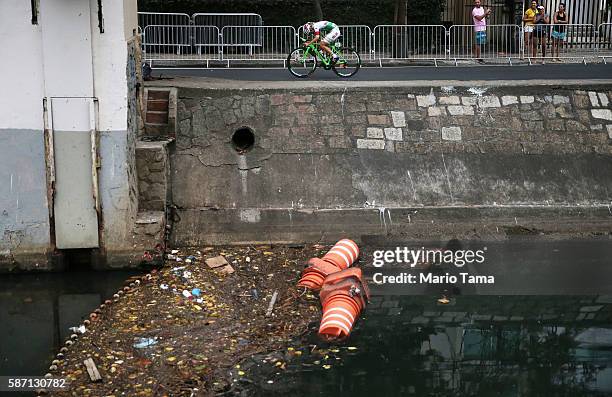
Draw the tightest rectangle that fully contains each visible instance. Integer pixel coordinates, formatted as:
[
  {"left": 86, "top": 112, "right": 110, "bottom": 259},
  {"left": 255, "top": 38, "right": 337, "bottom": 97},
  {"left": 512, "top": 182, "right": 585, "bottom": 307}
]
[
  {"left": 521, "top": 23, "right": 596, "bottom": 63},
  {"left": 597, "top": 23, "right": 612, "bottom": 62},
  {"left": 143, "top": 25, "right": 221, "bottom": 67},
  {"left": 138, "top": 12, "right": 191, "bottom": 29},
  {"left": 220, "top": 26, "right": 297, "bottom": 65},
  {"left": 373, "top": 25, "right": 447, "bottom": 64},
  {"left": 140, "top": 19, "right": 607, "bottom": 67},
  {"left": 448, "top": 25, "right": 521, "bottom": 64},
  {"left": 137, "top": 12, "right": 263, "bottom": 30},
  {"left": 192, "top": 13, "right": 263, "bottom": 28}
]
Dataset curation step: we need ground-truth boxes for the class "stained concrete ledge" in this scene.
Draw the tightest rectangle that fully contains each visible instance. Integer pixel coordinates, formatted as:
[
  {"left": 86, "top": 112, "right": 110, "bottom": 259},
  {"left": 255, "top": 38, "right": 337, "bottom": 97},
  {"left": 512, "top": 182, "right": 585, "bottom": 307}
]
[
  {"left": 147, "top": 76, "right": 612, "bottom": 91},
  {"left": 171, "top": 206, "right": 612, "bottom": 246}
]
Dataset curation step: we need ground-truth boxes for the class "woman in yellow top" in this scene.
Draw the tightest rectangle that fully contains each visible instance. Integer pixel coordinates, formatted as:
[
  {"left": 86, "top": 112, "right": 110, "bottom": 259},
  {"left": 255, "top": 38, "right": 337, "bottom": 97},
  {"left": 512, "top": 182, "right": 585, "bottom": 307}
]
[{"left": 523, "top": 1, "right": 538, "bottom": 59}]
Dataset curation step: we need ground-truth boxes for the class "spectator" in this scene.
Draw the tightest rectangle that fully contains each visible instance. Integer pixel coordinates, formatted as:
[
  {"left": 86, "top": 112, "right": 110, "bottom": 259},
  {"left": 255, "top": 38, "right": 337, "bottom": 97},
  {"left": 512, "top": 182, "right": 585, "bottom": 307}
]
[
  {"left": 523, "top": 0, "right": 538, "bottom": 59},
  {"left": 534, "top": 5, "right": 550, "bottom": 62},
  {"left": 551, "top": 2, "right": 568, "bottom": 61},
  {"left": 472, "top": 0, "right": 491, "bottom": 64}
]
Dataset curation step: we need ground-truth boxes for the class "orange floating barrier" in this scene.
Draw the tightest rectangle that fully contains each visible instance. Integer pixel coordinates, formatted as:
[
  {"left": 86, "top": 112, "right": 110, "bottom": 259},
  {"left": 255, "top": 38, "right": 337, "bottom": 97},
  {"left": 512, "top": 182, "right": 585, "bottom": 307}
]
[
  {"left": 297, "top": 239, "right": 359, "bottom": 290},
  {"left": 318, "top": 267, "right": 370, "bottom": 340},
  {"left": 320, "top": 239, "right": 359, "bottom": 270}
]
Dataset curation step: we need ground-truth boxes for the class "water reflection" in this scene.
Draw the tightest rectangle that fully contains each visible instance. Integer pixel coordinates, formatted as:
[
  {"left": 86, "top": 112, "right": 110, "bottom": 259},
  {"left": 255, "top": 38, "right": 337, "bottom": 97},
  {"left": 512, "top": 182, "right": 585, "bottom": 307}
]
[
  {"left": 0, "top": 271, "right": 141, "bottom": 378},
  {"left": 231, "top": 296, "right": 612, "bottom": 396}
]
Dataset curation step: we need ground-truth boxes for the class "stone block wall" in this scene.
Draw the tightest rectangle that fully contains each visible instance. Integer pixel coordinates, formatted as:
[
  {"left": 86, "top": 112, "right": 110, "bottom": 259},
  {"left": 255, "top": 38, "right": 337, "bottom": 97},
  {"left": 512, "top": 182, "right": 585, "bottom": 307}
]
[
  {"left": 169, "top": 84, "right": 612, "bottom": 244},
  {"left": 179, "top": 87, "right": 612, "bottom": 157},
  {"left": 136, "top": 141, "right": 170, "bottom": 211}
]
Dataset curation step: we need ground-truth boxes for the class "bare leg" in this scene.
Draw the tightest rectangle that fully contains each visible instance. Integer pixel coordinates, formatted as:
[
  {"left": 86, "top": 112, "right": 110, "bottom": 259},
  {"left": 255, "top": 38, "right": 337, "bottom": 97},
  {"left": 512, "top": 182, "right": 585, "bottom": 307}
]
[{"left": 320, "top": 42, "right": 333, "bottom": 58}]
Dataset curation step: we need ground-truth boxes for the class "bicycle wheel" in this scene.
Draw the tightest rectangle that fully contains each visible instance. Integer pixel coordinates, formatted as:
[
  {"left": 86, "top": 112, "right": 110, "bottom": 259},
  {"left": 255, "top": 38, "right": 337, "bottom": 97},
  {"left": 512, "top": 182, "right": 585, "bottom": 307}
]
[
  {"left": 287, "top": 47, "right": 317, "bottom": 78},
  {"left": 332, "top": 48, "right": 360, "bottom": 78}
]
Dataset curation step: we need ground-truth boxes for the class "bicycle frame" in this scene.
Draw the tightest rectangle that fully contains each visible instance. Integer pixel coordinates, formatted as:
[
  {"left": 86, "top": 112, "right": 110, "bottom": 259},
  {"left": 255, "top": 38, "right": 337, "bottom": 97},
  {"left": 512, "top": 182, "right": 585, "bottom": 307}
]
[{"left": 300, "top": 37, "right": 342, "bottom": 67}]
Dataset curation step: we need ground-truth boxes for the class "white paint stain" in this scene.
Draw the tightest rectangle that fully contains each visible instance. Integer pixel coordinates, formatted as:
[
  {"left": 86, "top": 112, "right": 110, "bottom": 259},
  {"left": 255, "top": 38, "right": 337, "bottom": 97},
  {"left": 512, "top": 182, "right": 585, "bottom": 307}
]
[
  {"left": 406, "top": 170, "right": 417, "bottom": 202},
  {"left": 340, "top": 87, "right": 347, "bottom": 120},
  {"left": 238, "top": 155, "right": 248, "bottom": 196},
  {"left": 378, "top": 207, "right": 392, "bottom": 233},
  {"left": 468, "top": 87, "right": 487, "bottom": 96}
]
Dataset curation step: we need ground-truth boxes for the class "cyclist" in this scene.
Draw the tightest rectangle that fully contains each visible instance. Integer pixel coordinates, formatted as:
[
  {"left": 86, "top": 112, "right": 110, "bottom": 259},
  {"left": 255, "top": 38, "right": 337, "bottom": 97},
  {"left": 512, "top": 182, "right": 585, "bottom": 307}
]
[{"left": 302, "top": 21, "right": 341, "bottom": 62}]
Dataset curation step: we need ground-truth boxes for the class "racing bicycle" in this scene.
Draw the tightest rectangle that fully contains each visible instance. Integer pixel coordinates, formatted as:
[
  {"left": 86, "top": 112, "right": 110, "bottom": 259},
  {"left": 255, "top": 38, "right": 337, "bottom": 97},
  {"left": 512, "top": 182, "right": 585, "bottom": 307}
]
[{"left": 287, "top": 38, "right": 361, "bottom": 78}]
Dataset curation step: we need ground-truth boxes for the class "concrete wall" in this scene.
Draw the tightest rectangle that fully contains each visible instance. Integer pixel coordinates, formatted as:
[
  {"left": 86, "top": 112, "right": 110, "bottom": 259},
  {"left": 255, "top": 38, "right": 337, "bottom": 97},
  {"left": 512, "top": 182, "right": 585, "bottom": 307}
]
[
  {"left": 170, "top": 84, "right": 612, "bottom": 245},
  {"left": 93, "top": 0, "right": 140, "bottom": 265},
  {"left": 0, "top": 1, "right": 50, "bottom": 268},
  {"left": 0, "top": 0, "right": 141, "bottom": 270}
]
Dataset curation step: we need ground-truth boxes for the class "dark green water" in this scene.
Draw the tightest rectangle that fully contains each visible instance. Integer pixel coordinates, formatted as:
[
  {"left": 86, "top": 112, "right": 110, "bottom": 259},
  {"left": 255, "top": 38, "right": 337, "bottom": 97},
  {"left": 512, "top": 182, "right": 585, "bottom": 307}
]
[
  {"left": 0, "top": 271, "right": 141, "bottom": 379},
  {"left": 230, "top": 296, "right": 612, "bottom": 397},
  {"left": 2, "top": 239, "right": 612, "bottom": 396}
]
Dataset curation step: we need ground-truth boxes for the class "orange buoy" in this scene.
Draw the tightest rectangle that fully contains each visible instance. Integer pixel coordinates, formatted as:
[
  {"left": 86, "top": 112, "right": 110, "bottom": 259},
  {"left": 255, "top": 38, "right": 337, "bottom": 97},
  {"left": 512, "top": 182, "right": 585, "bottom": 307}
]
[
  {"left": 318, "top": 267, "right": 370, "bottom": 340},
  {"left": 321, "top": 239, "right": 359, "bottom": 270},
  {"left": 297, "top": 257, "right": 339, "bottom": 289},
  {"left": 297, "top": 239, "right": 359, "bottom": 290}
]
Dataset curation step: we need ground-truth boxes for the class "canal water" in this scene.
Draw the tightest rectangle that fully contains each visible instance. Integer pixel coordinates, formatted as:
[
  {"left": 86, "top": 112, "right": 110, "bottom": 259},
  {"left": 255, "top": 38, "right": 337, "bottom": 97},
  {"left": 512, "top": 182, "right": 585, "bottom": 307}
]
[
  {"left": 0, "top": 270, "right": 141, "bottom": 380},
  {"left": 1, "top": 240, "right": 612, "bottom": 396},
  {"left": 230, "top": 295, "right": 612, "bottom": 396}
]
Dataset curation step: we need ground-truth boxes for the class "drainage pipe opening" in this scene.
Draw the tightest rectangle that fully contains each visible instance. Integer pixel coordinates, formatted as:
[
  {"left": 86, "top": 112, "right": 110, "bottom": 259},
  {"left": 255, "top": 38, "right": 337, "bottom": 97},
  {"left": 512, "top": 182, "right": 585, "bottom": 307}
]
[{"left": 232, "top": 127, "right": 255, "bottom": 153}]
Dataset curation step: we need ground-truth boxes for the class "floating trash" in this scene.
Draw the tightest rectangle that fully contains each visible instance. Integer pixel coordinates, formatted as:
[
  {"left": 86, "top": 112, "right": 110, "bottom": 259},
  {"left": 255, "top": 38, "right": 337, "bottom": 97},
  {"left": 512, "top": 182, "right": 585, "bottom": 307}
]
[{"left": 133, "top": 337, "right": 158, "bottom": 349}]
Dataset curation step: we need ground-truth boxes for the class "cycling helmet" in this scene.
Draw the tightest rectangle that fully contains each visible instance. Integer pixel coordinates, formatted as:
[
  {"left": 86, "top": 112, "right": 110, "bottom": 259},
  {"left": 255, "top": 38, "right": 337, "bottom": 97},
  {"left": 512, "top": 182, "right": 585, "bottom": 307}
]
[{"left": 303, "top": 22, "right": 314, "bottom": 35}]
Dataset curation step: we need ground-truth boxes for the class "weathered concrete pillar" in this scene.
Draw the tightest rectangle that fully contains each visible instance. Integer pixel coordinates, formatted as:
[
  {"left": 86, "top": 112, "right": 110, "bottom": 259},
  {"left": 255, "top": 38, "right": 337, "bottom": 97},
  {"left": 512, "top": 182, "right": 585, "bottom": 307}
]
[
  {"left": 0, "top": 0, "right": 141, "bottom": 270},
  {"left": 0, "top": 0, "right": 51, "bottom": 270}
]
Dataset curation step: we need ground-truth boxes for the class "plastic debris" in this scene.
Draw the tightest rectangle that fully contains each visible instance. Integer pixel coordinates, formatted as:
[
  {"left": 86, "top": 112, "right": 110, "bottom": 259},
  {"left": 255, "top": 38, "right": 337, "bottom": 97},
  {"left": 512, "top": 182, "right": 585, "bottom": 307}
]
[
  {"left": 171, "top": 249, "right": 179, "bottom": 254},
  {"left": 69, "top": 325, "right": 87, "bottom": 334},
  {"left": 160, "top": 283, "right": 169, "bottom": 290},
  {"left": 192, "top": 288, "right": 202, "bottom": 297},
  {"left": 182, "top": 290, "right": 192, "bottom": 299},
  {"left": 437, "top": 295, "right": 450, "bottom": 304},
  {"left": 133, "top": 337, "right": 158, "bottom": 349}
]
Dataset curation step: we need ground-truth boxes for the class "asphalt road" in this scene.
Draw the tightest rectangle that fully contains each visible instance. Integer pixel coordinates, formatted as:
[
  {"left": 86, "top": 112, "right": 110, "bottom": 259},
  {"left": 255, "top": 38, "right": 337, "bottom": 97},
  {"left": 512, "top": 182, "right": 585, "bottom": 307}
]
[{"left": 154, "top": 63, "right": 612, "bottom": 82}]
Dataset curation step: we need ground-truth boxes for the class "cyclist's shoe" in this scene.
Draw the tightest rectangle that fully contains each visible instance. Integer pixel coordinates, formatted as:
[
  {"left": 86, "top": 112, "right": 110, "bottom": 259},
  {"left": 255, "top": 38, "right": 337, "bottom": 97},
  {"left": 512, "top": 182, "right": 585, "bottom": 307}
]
[{"left": 331, "top": 54, "right": 339, "bottom": 63}]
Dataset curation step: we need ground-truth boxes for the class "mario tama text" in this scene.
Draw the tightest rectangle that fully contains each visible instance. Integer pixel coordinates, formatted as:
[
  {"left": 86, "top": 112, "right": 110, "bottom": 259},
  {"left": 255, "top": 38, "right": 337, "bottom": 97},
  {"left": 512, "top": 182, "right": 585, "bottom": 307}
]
[{"left": 372, "top": 272, "right": 495, "bottom": 285}]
